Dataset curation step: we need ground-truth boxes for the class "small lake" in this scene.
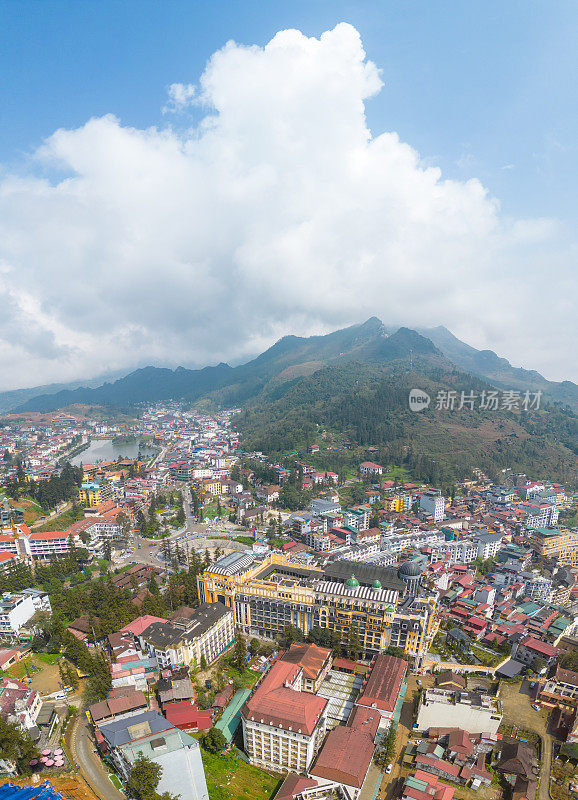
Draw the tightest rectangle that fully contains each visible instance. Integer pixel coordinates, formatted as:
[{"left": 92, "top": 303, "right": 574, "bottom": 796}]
[{"left": 71, "top": 438, "right": 157, "bottom": 466}]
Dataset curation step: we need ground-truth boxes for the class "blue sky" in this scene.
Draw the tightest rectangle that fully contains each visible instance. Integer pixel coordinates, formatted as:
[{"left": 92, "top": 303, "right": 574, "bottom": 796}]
[
  {"left": 2, "top": 0, "right": 576, "bottom": 221},
  {"left": 0, "top": 1, "right": 576, "bottom": 388}
]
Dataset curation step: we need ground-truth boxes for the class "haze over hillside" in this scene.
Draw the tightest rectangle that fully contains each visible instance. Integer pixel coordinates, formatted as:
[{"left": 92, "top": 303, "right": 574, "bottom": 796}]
[{"left": 11, "top": 317, "right": 578, "bottom": 414}]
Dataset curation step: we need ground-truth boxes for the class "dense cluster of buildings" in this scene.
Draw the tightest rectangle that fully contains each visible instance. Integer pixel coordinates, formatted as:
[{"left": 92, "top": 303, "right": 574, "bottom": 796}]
[{"left": 1, "top": 404, "right": 578, "bottom": 800}]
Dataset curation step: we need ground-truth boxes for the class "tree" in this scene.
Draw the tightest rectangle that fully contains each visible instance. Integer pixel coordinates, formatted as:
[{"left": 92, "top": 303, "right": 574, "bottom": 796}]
[
  {"left": 232, "top": 632, "right": 247, "bottom": 672},
  {"left": 201, "top": 728, "right": 227, "bottom": 754},
  {"left": 386, "top": 646, "right": 408, "bottom": 661},
  {"left": 0, "top": 716, "right": 39, "bottom": 774},
  {"left": 249, "top": 638, "right": 260, "bottom": 657},
  {"left": 346, "top": 631, "right": 362, "bottom": 661},
  {"left": 350, "top": 482, "right": 365, "bottom": 504},
  {"left": 308, "top": 626, "right": 333, "bottom": 649},
  {"left": 103, "top": 540, "right": 112, "bottom": 562},
  {"left": 560, "top": 650, "right": 578, "bottom": 672},
  {"left": 126, "top": 753, "right": 170, "bottom": 800},
  {"left": 84, "top": 652, "right": 113, "bottom": 703},
  {"left": 200, "top": 654, "right": 207, "bottom": 671},
  {"left": 279, "top": 625, "right": 304, "bottom": 648},
  {"left": 532, "top": 657, "right": 545, "bottom": 674},
  {"left": 117, "top": 511, "right": 130, "bottom": 536}
]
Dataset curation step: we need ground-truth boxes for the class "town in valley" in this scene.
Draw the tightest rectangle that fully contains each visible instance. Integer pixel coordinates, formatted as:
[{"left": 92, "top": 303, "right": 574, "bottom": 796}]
[{"left": 1, "top": 402, "right": 577, "bottom": 800}]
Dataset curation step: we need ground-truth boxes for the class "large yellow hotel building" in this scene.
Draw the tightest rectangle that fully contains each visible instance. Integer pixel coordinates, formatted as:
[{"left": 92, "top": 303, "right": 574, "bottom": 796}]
[{"left": 197, "top": 550, "right": 439, "bottom": 661}]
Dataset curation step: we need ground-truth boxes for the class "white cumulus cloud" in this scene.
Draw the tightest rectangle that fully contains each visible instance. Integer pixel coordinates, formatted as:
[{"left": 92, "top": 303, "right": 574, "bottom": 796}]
[
  {"left": 0, "top": 22, "right": 575, "bottom": 391},
  {"left": 163, "top": 82, "right": 196, "bottom": 112}
]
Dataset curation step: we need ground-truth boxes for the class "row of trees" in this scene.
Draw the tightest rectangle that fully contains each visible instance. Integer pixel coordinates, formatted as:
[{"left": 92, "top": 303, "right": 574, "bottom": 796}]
[
  {"left": 0, "top": 543, "right": 91, "bottom": 594},
  {"left": 6, "top": 461, "right": 82, "bottom": 508},
  {"left": 0, "top": 716, "right": 39, "bottom": 775}
]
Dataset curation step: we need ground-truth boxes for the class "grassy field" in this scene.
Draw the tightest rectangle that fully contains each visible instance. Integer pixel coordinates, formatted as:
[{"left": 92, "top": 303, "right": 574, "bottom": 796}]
[
  {"left": 108, "top": 774, "right": 123, "bottom": 790},
  {"left": 382, "top": 464, "right": 412, "bottom": 481},
  {"left": 35, "top": 506, "right": 81, "bottom": 532},
  {"left": 200, "top": 750, "right": 280, "bottom": 800},
  {"left": 5, "top": 658, "right": 40, "bottom": 680},
  {"left": 470, "top": 645, "right": 503, "bottom": 667},
  {"left": 35, "top": 653, "right": 61, "bottom": 665},
  {"left": 16, "top": 497, "right": 44, "bottom": 525},
  {"left": 203, "top": 503, "right": 223, "bottom": 520}
]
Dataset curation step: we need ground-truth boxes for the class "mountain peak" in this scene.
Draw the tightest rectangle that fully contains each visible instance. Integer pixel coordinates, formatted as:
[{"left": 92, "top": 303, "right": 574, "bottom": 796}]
[{"left": 359, "top": 316, "right": 385, "bottom": 332}]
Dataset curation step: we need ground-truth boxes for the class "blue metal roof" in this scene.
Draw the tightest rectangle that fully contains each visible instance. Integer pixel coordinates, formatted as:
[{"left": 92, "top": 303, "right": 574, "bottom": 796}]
[
  {"left": 0, "top": 784, "right": 64, "bottom": 800},
  {"left": 98, "top": 710, "right": 173, "bottom": 747}
]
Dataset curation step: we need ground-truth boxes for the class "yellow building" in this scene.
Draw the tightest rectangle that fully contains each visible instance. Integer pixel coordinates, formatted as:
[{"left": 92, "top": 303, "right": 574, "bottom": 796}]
[
  {"left": 77, "top": 481, "right": 113, "bottom": 506},
  {"left": 528, "top": 527, "right": 578, "bottom": 568},
  {"left": 197, "top": 551, "right": 439, "bottom": 660},
  {"left": 385, "top": 496, "right": 404, "bottom": 513},
  {"left": 199, "top": 477, "right": 222, "bottom": 497}
]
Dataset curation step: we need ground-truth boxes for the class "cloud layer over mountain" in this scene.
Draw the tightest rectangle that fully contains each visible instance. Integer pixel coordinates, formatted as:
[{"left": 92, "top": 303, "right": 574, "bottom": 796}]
[{"left": 0, "top": 23, "right": 575, "bottom": 390}]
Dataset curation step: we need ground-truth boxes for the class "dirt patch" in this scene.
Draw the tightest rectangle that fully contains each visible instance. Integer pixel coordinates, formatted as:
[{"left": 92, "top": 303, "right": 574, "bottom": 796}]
[
  {"left": 0, "top": 775, "right": 99, "bottom": 800},
  {"left": 5, "top": 655, "right": 65, "bottom": 695},
  {"left": 499, "top": 679, "right": 549, "bottom": 736}
]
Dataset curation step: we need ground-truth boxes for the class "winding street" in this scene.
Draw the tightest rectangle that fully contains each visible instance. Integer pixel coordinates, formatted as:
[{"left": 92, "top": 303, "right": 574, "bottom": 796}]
[{"left": 69, "top": 713, "right": 125, "bottom": 800}]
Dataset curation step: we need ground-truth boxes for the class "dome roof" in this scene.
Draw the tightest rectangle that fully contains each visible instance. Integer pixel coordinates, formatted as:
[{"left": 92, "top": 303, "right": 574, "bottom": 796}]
[
  {"left": 346, "top": 574, "right": 360, "bottom": 588},
  {"left": 372, "top": 579, "right": 382, "bottom": 589},
  {"left": 398, "top": 560, "right": 422, "bottom": 578}
]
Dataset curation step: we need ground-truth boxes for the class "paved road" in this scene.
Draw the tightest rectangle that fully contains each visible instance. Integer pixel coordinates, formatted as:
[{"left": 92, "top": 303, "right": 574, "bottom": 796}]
[
  {"left": 538, "top": 733, "right": 552, "bottom": 800},
  {"left": 70, "top": 714, "right": 125, "bottom": 800}
]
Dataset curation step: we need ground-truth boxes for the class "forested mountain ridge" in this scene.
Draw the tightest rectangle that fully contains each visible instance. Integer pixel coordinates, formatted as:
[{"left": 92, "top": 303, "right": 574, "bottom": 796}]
[
  {"left": 14, "top": 317, "right": 578, "bottom": 414},
  {"left": 235, "top": 358, "right": 578, "bottom": 487}
]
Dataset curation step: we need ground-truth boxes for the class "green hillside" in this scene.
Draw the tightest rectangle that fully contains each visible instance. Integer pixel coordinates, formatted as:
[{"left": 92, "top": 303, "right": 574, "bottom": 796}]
[{"left": 236, "top": 359, "right": 578, "bottom": 487}]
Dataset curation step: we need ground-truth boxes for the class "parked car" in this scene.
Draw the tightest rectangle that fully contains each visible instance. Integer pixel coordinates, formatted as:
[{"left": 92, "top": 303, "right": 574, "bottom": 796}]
[
  {"left": 531, "top": 704, "right": 540, "bottom": 710},
  {"left": 386, "top": 764, "right": 393, "bottom": 774}
]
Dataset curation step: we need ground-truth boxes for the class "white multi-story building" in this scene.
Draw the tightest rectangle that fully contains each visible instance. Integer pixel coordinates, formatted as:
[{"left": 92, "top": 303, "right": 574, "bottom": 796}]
[
  {"left": 517, "top": 502, "right": 559, "bottom": 529},
  {"left": 381, "top": 529, "right": 445, "bottom": 555},
  {"left": 416, "top": 688, "right": 502, "bottom": 734},
  {"left": 526, "top": 574, "right": 553, "bottom": 601},
  {"left": 87, "top": 519, "right": 122, "bottom": 540},
  {"left": 0, "top": 534, "right": 19, "bottom": 554},
  {"left": 0, "top": 552, "right": 21, "bottom": 574},
  {"left": 142, "top": 602, "right": 235, "bottom": 669},
  {"left": 359, "top": 462, "right": 383, "bottom": 476},
  {"left": 486, "top": 486, "right": 517, "bottom": 507},
  {"left": 428, "top": 539, "right": 478, "bottom": 564},
  {"left": 0, "top": 590, "right": 51, "bottom": 637},
  {"left": 241, "top": 657, "right": 328, "bottom": 772},
  {"left": 344, "top": 507, "right": 370, "bottom": 532},
  {"left": 472, "top": 531, "right": 503, "bottom": 560},
  {"left": 419, "top": 491, "right": 445, "bottom": 522}
]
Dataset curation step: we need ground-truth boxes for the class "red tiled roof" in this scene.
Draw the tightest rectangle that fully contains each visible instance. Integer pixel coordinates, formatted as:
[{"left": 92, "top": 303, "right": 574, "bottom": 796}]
[
  {"left": 281, "top": 643, "right": 332, "bottom": 681},
  {"left": 28, "top": 530, "right": 70, "bottom": 541},
  {"left": 164, "top": 701, "right": 212, "bottom": 730},
  {"left": 89, "top": 690, "right": 147, "bottom": 722},
  {"left": 241, "top": 661, "right": 327, "bottom": 735},
  {"left": 357, "top": 653, "right": 407, "bottom": 713},
  {"left": 275, "top": 774, "right": 319, "bottom": 800},
  {"left": 311, "top": 724, "right": 374, "bottom": 788},
  {"left": 416, "top": 754, "right": 461, "bottom": 779},
  {"left": 119, "top": 615, "right": 167, "bottom": 636},
  {"left": 520, "top": 637, "right": 559, "bottom": 657}
]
